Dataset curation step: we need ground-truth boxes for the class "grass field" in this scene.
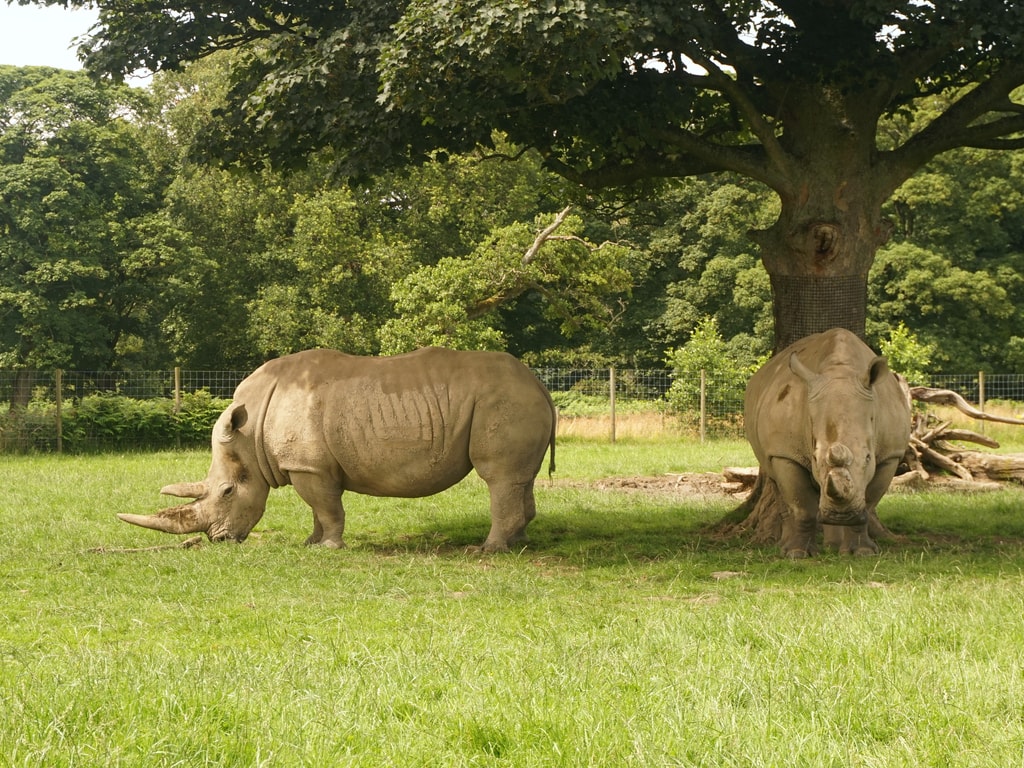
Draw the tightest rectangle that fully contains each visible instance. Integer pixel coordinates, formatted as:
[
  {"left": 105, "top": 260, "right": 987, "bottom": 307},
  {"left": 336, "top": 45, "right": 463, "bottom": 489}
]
[{"left": 4, "top": 438, "right": 1024, "bottom": 766}]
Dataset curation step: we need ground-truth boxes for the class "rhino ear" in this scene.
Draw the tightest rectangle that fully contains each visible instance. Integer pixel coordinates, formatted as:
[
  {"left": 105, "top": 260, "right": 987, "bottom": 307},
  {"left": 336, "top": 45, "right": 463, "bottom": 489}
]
[
  {"left": 866, "top": 356, "right": 891, "bottom": 388},
  {"left": 216, "top": 403, "right": 248, "bottom": 443},
  {"left": 789, "top": 351, "right": 817, "bottom": 384}
]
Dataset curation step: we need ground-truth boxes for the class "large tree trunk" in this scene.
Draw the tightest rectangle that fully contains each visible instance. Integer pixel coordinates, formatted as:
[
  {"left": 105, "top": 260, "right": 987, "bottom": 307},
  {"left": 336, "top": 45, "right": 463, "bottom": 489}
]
[{"left": 752, "top": 182, "right": 890, "bottom": 353}]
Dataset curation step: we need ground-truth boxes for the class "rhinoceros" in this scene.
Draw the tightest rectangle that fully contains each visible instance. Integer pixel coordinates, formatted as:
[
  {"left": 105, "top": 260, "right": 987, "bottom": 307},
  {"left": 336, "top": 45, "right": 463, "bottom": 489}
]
[
  {"left": 744, "top": 328, "right": 910, "bottom": 558},
  {"left": 119, "top": 348, "right": 557, "bottom": 552}
]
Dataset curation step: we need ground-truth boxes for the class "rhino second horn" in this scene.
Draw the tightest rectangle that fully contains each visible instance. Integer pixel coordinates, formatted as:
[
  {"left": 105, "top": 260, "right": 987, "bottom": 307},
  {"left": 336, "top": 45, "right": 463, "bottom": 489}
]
[
  {"left": 117, "top": 504, "right": 210, "bottom": 535},
  {"left": 160, "top": 481, "right": 208, "bottom": 499}
]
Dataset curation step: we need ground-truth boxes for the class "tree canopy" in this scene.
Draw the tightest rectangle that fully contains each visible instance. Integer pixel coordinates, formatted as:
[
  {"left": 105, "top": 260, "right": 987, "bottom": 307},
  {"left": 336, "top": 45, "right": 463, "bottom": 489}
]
[
  {"left": 48, "top": 0, "right": 1024, "bottom": 350},
  {"left": 4, "top": 46, "right": 1024, "bottom": 373},
  {"left": 0, "top": 66, "right": 175, "bottom": 371}
]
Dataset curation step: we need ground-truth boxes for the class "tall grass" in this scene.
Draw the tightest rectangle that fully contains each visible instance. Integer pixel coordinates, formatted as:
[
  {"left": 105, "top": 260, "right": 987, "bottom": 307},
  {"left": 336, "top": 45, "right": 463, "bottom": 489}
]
[{"left": 2, "top": 444, "right": 1024, "bottom": 766}]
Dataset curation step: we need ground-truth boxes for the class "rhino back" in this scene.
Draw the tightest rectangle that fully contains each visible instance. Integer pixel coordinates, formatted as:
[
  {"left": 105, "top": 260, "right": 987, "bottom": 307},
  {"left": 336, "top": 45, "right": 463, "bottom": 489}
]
[{"left": 255, "top": 348, "right": 552, "bottom": 496}]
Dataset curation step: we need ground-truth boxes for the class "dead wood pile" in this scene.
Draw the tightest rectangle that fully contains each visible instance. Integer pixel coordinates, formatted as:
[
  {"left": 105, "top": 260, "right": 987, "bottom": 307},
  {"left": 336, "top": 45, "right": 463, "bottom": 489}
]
[{"left": 891, "top": 386, "right": 1024, "bottom": 490}]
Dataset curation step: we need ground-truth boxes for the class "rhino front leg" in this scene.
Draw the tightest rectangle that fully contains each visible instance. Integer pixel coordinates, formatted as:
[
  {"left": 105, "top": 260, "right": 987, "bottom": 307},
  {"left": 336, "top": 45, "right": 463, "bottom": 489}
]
[
  {"left": 825, "top": 456, "right": 899, "bottom": 556},
  {"left": 291, "top": 472, "right": 347, "bottom": 549},
  {"left": 769, "top": 458, "right": 820, "bottom": 558},
  {"left": 475, "top": 479, "right": 537, "bottom": 553},
  {"left": 823, "top": 524, "right": 879, "bottom": 555}
]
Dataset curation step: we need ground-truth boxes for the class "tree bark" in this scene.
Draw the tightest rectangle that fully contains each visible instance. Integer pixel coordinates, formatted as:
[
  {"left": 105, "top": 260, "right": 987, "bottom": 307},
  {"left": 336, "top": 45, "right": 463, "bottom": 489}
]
[
  {"left": 752, "top": 180, "right": 890, "bottom": 352},
  {"left": 9, "top": 369, "right": 32, "bottom": 412}
]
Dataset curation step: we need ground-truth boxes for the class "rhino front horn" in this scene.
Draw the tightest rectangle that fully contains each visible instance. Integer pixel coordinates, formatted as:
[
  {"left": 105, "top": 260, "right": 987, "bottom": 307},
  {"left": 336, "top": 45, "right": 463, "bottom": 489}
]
[{"left": 117, "top": 504, "right": 210, "bottom": 535}]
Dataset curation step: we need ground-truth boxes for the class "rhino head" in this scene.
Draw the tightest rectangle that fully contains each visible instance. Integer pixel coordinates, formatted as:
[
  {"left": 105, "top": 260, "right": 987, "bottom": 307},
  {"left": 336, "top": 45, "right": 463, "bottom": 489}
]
[
  {"left": 789, "top": 350, "right": 892, "bottom": 526},
  {"left": 118, "top": 403, "right": 271, "bottom": 542}
]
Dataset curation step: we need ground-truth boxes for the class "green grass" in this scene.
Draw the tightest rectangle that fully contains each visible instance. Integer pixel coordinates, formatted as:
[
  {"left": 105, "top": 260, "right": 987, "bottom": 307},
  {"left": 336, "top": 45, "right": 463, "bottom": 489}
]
[{"left": 4, "top": 443, "right": 1024, "bottom": 766}]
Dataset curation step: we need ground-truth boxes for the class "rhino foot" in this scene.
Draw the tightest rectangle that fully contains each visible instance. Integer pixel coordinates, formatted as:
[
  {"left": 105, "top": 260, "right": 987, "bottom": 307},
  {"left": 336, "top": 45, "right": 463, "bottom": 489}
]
[
  {"left": 304, "top": 534, "right": 346, "bottom": 549},
  {"left": 785, "top": 548, "right": 811, "bottom": 559},
  {"left": 467, "top": 542, "right": 511, "bottom": 554},
  {"left": 840, "top": 544, "right": 879, "bottom": 557},
  {"left": 828, "top": 525, "right": 879, "bottom": 556}
]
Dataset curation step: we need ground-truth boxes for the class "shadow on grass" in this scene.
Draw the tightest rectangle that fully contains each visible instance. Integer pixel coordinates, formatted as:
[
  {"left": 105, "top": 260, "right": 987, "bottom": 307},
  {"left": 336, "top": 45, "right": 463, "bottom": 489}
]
[
  {"left": 350, "top": 499, "right": 764, "bottom": 563},
  {"left": 347, "top": 484, "right": 1024, "bottom": 564}
]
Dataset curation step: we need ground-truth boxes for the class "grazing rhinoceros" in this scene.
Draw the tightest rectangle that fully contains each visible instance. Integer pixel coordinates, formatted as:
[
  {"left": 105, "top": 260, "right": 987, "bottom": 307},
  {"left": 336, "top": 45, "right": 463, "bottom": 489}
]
[
  {"left": 744, "top": 328, "right": 910, "bottom": 558},
  {"left": 119, "top": 348, "right": 556, "bottom": 552}
]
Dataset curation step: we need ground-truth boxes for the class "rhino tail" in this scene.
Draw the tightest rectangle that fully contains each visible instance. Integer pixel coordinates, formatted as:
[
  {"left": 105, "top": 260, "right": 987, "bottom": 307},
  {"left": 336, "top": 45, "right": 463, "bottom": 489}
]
[{"left": 548, "top": 406, "right": 557, "bottom": 478}]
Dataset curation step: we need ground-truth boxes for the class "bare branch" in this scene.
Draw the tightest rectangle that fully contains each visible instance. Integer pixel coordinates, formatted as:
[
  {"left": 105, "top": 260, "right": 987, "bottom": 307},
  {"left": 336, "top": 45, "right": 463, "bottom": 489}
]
[
  {"left": 678, "top": 48, "right": 792, "bottom": 188},
  {"left": 910, "top": 387, "right": 1024, "bottom": 425},
  {"left": 522, "top": 205, "right": 571, "bottom": 266}
]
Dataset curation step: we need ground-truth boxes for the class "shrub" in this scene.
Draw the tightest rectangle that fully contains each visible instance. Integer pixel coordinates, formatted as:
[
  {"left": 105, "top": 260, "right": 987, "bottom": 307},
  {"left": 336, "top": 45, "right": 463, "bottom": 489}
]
[
  {"left": 878, "top": 322, "right": 934, "bottom": 386},
  {"left": 663, "top": 317, "right": 761, "bottom": 434},
  {"left": 173, "top": 390, "right": 232, "bottom": 444},
  {"left": 57, "top": 390, "right": 231, "bottom": 451},
  {"left": 63, "top": 394, "right": 174, "bottom": 449}
]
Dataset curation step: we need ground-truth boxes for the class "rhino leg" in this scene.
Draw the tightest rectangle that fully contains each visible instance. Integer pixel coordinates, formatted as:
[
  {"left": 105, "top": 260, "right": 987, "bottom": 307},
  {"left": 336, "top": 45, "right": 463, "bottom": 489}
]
[
  {"left": 291, "top": 472, "right": 347, "bottom": 549},
  {"left": 770, "top": 458, "right": 820, "bottom": 558},
  {"left": 825, "top": 457, "right": 900, "bottom": 556},
  {"left": 474, "top": 478, "right": 537, "bottom": 553}
]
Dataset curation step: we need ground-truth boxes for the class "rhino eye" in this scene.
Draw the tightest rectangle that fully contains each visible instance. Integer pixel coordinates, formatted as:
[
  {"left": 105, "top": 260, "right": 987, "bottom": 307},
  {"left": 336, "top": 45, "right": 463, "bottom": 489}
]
[{"left": 220, "top": 484, "right": 236, "bottom": 498}]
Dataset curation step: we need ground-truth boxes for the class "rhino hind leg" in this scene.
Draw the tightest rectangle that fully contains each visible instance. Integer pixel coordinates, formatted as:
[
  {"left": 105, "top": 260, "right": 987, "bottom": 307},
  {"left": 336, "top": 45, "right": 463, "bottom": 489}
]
[
  {"left": 474, "top": 478, "right": 537, "bottom": 553},
  {"left": 291, "top": 472, "right": 347, "bottom": 549}
]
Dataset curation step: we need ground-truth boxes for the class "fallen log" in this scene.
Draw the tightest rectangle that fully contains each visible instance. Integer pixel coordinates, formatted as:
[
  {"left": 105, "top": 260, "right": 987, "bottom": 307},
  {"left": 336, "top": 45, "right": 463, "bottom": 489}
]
[{"left": 954, "top": 452, "right": 1024, "bottom": 484}]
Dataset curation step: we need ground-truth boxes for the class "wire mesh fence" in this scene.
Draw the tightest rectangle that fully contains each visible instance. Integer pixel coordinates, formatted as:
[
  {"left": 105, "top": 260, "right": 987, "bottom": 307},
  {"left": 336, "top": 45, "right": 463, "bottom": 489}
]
[{"left": 0, "top": 367, "right": 1017, "bottom": 453}]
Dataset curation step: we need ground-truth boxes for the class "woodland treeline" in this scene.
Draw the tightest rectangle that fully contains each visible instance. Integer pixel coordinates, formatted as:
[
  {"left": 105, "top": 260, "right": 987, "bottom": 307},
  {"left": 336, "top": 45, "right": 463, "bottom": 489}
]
[{"left": 3, "top": 59, "right": 1024, "bottom": 376}]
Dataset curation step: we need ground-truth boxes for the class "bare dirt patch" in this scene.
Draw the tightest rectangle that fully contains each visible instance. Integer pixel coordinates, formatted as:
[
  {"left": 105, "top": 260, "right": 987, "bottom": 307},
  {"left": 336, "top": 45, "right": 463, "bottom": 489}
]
[{"left": 560, "top": 472, "right": 752, "bottom": 501}]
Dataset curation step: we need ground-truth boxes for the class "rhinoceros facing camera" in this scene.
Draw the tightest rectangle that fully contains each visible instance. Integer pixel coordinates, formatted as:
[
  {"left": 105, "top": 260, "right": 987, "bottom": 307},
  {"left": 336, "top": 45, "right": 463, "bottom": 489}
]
[
  {"left": 119, "top": 348, "right": 556, "bottom": 552},
  {"left": 744, "top": 328, "right": 911, "bottom": 558}
]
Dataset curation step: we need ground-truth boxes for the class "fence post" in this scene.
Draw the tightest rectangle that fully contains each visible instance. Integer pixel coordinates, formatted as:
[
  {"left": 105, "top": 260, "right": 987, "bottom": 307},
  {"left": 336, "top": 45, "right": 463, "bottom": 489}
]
[
  {"left": 55, "top": 368, "right": 63, "bottom": 454},
  {"left": 699, "top": 369, "right": 707, "bottom": 443},
  {"left": 978, "top": 370, "right": 985, "bottom": 434},
  {"left": 174, "top": 367, "right": 183, "bottom": 450},
  {"left": 609, "top": 365, "right": 617, "bottom": 444}
]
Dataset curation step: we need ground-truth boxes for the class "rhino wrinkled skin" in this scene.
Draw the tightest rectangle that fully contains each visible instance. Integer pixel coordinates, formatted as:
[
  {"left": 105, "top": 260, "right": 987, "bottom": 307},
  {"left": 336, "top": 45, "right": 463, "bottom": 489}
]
[
  {"left": 119, "top": 348, "right": 557, "bottom": 552},
  {"left": 744, "top": 328, "right": 911, "bottom": 558}
]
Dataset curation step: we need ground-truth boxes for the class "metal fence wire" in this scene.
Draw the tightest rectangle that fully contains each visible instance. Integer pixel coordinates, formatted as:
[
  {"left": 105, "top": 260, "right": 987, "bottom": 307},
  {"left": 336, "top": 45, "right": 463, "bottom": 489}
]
[{"left": 0, "top": 367, "right": 1020, "bottom": 453}]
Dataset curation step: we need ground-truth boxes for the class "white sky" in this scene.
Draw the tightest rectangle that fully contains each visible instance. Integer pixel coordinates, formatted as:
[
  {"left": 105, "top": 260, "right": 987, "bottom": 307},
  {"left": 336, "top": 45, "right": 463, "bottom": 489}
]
[{"left": 0, "top": 4, "right": 99, "bottom": 70}]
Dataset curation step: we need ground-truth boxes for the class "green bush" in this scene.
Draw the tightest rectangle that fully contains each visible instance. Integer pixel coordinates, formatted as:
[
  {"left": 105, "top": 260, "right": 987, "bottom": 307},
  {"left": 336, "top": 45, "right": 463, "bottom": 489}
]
[
  {"left": 62, "top": 394, "right": 174, "bottom": 449},
  {"left": 55, "top": 390, "right": 232, "bottom": 452},
  {"left": 664, "top": 319, "right": 759, "bottom": 411},
  {"left": 174, "top": 390, "right": 232, "bottom": 444},
  {"left": 0, "top": 403, "right": 58, "bottom": 453}
]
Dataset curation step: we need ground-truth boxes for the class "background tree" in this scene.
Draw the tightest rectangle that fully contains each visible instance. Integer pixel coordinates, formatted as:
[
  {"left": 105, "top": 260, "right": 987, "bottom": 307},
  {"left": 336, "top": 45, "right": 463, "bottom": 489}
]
[
  {"left": 248, "top": 188, "right": 415, "bottom": 357},
  {"left": 611, "top": 176, "right": 775, "bottom": 366},
  {"left": 664, "top": 316, "right": 764, "bottom": 432},
  {"left": 870, "top": 142, "right": 1024, "bottom": 371},
  {"left": 380, "top": 208, "right": 634, "bottom": 354},
  {"left": 60, "top": 0, "right": 1024, "bottom": 353},
  {"left": 0, "top": 66, "right": 177, "bottom": 401}
]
